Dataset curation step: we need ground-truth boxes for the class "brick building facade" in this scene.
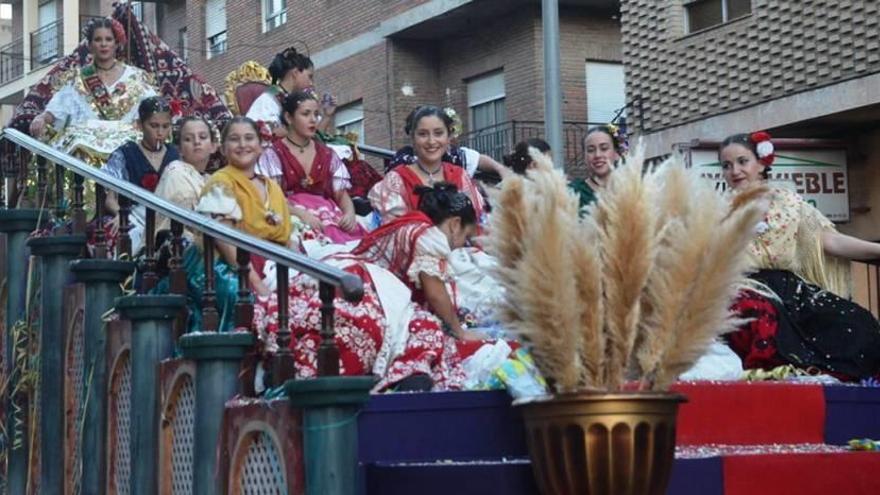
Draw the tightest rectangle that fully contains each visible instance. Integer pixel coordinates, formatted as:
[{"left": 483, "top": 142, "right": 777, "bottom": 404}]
[
  {"left": 164, "top": 0, "right": 622, "bottom": 169},
  {"left": 621, "top": 0, "right": 880, "bottom": 240}
]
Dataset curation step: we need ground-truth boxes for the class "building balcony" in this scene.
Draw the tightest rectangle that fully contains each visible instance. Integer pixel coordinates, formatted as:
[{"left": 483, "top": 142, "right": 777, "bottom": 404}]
[
  {"left": 30, "top": 19, "right": 63, "bottom": 71},
  {"left": 0, "top": 38, "right": 24, "bottom": 86}
]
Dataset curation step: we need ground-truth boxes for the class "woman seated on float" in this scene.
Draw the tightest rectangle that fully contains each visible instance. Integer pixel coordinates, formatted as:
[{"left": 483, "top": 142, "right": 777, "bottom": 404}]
[
  {"left": 254, "top": 183, "right": 487, "bottom": 392},
  {"left": 29, "top": 17, "right": 157, "bottom": 164},
  {"left": 257, "top": 91, "right": 365, "bottom": 244},
  {"left": 167, "top": 117, "right": 291, "bottom": 332},
  {"left": 369, "top": 106, "right": 486, "bottom": 225},
  {"left": 387, "top": 107, "right": 508, "bottom": 180},
  {"left": 568, "top": 124, "right": 626, "bottom": 210},
  {"left": 721, "top": 132, "right": 880, "bottom": 380},
  {"left": 246, "top": 47, "right": 336, "bottom": 139},
  {"left": 100, "top": 96, "right": 179, "bottom": 254}
]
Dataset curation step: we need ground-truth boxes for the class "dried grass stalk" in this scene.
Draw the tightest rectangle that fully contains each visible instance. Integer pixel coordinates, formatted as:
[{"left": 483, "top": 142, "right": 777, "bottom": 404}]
[
  {"left": 571, "top": 215, "right": 605, "bottom": 388},
  {"left": 593, "top": 148, "right": 660, "bottom": 388}
]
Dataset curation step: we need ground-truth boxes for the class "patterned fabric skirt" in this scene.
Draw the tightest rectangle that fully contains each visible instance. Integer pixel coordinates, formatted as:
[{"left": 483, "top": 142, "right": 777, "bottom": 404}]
[
  {"left": 253, "top": 263, "right": 465, "bottom": 392},
  {"left": 153, "top": 244, "right": 240, "bottom": 333},
  {"left": 727, "top": 269, "right": 880, "bottom": 380},
  {"left": 289, "top": 192, "right": 367, "bottom": 244}
]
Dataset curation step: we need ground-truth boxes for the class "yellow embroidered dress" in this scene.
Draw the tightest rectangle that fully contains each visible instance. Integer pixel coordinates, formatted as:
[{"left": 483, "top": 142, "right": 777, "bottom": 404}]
[
  {"left": 728, "top": 187, "right": 880, "bottom": 380},
  {"left": 44, "top": 64, "right": 157, "bottom": 164}
]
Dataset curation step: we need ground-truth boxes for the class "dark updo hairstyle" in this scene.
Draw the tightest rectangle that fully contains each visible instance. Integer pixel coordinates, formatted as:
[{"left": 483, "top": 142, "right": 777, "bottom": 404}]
[
  {"left": 84, "top": 17, "right": 115, "bottom": 43},
  {"left": 279, "top": 90, "right": 317, "bottom": 126},
  {"left": 137, "top": 96, "right": 171, "bottom": 123},
  {"left": 268, "top": 47, "right": 314, "bottom": 85},
  {"left": 584, "top": 124, "right": 623, "bottom": 154},
  {"left": 175, "top": 115, "right": 216, "bottom": 145},
  {"left": 221, "top": 116, "right": 261, "bottom": 143},
  {"left": 415, "top": 183, "right": 477, "bottom": 226},
  {"left": 404, "top": 105, "right": 454, "bottom": 137},
  {"left": 503, "top": 138, "right": 551, "bottom": 175},
  {"left": 719, "top": 133, "right": 770, "bottom": 179}
]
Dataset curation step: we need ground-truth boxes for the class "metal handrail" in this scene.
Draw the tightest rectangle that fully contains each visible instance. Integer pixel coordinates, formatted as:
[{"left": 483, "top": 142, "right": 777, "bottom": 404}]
[
  {"left": 0, "top": 127, "right": 364, "bottom": 301},
  {"left": 359, "top": 143, "right": 394, "bottom": 159}
]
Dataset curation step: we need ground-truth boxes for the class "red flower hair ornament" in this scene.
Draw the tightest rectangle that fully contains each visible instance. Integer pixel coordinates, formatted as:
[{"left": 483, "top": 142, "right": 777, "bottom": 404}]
[
  {"left": 109, "top": 18, "right": 128, "bottom": 48},
  {"left": 750, "top": 131, "right": 775, "bottom": 166}
]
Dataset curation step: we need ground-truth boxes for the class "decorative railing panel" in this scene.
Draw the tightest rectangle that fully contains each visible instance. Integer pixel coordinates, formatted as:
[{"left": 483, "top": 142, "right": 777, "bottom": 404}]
[
  {"left": 30, "top": 20, "right": 63, "bottom": 71},
  {"left": 105, "top": 320, "right": 132, "bottom": 495},
  {"left": 64, "top": 286, "right": 86, "bottom": 495},
  {"left": 158, "top": 358, "right": 197, "bottom": 495}
]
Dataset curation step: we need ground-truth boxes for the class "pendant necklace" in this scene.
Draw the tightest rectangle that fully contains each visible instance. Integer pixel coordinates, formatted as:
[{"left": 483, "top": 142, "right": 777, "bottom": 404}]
[
  {"left": 416, "top": 162, "right": 442, "bottom": 185},
  {"left": 286, "top": 135, "right": 310, "bottom": 153}
]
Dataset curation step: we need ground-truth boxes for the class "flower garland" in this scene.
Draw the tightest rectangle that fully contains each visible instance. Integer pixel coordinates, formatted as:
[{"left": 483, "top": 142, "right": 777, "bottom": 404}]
[{"left": 444, "top": 107, "right": 463, "bottom": 139}]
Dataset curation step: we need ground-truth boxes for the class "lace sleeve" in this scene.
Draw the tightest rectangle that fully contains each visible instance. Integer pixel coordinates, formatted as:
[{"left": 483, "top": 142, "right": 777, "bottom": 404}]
[
  {"left": 44, "top": 82, "right": 76, "bottom": 127},
  {"left": 460, "top": 146, "right": 481, "bottom": 177},
  {"left": 368, "top": 171, "right": 410, "bottom": 223},
  {"left": 257, "top": 147, "right": 285, "bottom": 186},
  {"left": 197, "top": 181, "right": 243, "bottom": 222},
  {"left": 330, "top": 151, "right": 352, "bottom": 193},
  {"left": 246, "top": 93, "right": 281, "bottom": 125},
  {"left": 406, "top": 226, "right": 452, "bottom": 288},
  {"left": 101, "top": 148, "right": 129, "bottom": 182}
]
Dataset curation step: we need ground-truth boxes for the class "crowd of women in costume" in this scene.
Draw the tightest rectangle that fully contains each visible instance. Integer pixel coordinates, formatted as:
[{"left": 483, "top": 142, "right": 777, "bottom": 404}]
[{"left": 16, "top": 14, "right": 880, "bottom": 394}]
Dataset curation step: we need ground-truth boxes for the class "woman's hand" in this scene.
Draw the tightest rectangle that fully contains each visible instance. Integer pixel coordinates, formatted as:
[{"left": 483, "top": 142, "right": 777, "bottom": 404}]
[
  {"left": 251, "top": 278, "right": 271, "bottom": 298},
  {"left": 29, "top": 112, "right": 54, "bottom": 139},
  {"left": 338, "top": 210, "right": 357, "bottom": 232},
  {"left": 297, "top": 210, "right": 324, "bottom": 232}
]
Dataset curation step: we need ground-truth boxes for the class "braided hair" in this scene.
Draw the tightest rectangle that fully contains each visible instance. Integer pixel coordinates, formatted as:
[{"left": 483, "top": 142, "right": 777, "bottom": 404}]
[
  {"left": 268, "top": 47, "right": 314, "bottom": 85},
  {"left": 415, "top": 183, "right": 477, "bottom": 226}
]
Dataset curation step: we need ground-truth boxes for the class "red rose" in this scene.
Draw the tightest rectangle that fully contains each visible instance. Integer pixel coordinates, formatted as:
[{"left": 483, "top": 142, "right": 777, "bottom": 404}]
[
  {"left": 750, "top": 131, "right": 771, "bottom": 144},
  {"left": 141, "top": 173, "right": 159, "bottom": 192}
]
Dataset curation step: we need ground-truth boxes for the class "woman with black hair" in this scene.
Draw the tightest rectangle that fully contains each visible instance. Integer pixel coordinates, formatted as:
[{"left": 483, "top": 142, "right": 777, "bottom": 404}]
[
  {"left": 257, "top": 91, "right": 365, "bottom": 243},
  {"left": 503, "top": 137, "right": 551, "bottom": 175},
  {"left": 370, "top": 105, "right": 486, "bottom": 225},
  {"left": 247, "top": 46, "right": 338, "bottom": 138},
  {"left": 568, "top": 124, "right": 627, "bottom": 210},
  {"left": 721, "top": 132, "right": 880, "bottom": 381},
  {"left": 254, "top": 183, "right": 485, "bottom": 392}
]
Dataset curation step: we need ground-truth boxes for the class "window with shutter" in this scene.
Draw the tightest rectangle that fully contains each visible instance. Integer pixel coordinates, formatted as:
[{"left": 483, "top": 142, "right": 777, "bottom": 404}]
[
  {"left": 335, "top": 101, "right": 364, "bottom": 144},
  {"left": 205, "top": 0, "right": 227, "bottom": 58},
  {"left": 263, "top": 0, "right": 287, "bottom": 32},
  {"left": 586, "top": 61, "right": 626, "bottom": 124}
]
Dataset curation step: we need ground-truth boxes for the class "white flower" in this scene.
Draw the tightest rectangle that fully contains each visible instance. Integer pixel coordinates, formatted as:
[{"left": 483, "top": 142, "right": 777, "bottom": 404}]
[
  {"left": 755, "top": 221, "right": 770, "bottom": 235},
  {"left": 756, "top": 141, "right": 774, "bottom": 158}
]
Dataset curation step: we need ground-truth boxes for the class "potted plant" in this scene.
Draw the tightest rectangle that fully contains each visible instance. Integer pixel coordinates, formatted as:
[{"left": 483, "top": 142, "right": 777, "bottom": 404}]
[{"left": 487, "top": 148, "right": 766, "bottom": 495}]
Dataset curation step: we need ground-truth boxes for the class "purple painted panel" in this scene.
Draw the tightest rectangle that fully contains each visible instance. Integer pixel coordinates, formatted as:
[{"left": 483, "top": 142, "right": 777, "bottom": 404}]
[{"left": 824, "top": 385, "right": 880, "bottom": 445}]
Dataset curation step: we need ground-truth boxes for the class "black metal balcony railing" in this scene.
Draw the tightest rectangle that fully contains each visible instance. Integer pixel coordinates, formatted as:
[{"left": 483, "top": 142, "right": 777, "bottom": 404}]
[
  {"left": 30, "top": 19, "right": 64, "bottom": 71},
  {"left": 458, "top": 120, "right": 599, "bottom": 174},
  {"left": 0, "top": 38, "right": 24, "bottom": 85}
]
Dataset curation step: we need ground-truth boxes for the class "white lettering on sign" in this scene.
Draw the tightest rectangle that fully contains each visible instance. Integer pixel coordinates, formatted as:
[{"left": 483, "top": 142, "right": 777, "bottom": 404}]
[{"left": 690, "top": 148, "right": 850, "bottom": 222}]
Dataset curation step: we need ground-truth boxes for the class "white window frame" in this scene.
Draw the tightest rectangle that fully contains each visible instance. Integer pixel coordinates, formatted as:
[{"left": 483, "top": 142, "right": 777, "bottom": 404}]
[
  {"left": 263, "top": 0, "right": 287, "bottom": 32},
  {"left": 684, "top": 0, "right": 751, "bottom": 34},
  {"left": 585, "top": 61, "right": 626, "bottom": 124},
  {"left": 467, "top": 70, "right": 506, "bottom": 132},
  {"left": 178, "top": 27, "right": 188, "bottom": 63},
  {"left": 36, "top": 0, "right": 58, "bottom": 64},
  {"left": 335, "top": 101, "right": 365, "bottom": 144},
  {"left": 205, "top": 0, "right": 227, "bottom": 59}
]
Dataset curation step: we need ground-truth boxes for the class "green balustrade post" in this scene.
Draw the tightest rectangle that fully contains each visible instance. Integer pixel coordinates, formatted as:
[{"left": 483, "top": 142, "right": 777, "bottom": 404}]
[
  {"left": 0, "top": 209, "right": 41, "bottom": 495},
  {"left": 285, "top": 376, "right": 375, "bottom": 495},
  {"left": 69, "top": 259, "right": 135, "bottom": 495},
  {"left": 114, "top": 295, "right": 185, "bottom": 495},
  {"left": 179, "top": 332, "right": 255, "bottom": 495},
  {"left": 26, "top": 234, "right": 87, "bottom": 495}
]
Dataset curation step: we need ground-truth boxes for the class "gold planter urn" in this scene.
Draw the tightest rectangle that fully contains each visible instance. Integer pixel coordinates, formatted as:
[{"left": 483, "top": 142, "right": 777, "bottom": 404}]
[{"left": 516, "top": 391, "right": 685, "bottom": 495}]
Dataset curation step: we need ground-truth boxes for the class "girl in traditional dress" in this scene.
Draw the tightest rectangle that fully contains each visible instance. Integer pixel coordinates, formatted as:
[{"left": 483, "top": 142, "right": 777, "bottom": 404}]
[
  {"left": 569, "top": 124, "right": 626, "bottom": 210},
  {"left": 28, "top": 17, "right": 157, "bottom": 164},
  {"left": 152, "top": 116, "right": 226, "bottom": 332},
  {"left": 722, "top": 132, "right": 880, "bottom": 380},
  {"left": 369, "top": 106, "right": 486, "bottom": 225},
  {"left": 255, "top": 183, "right": 486, "bottom": 392},
  {"left": 504, "top": 138, "right": 551, "bottom": 175},
  {"left": 101, "top": 96, "right": 179, "bottom": 253},
  {"left": 257, "top": 91, "right": 365, "bottom": 244},
  {"left": 247, "top": 47, "right": 337, "bottom": 138},
  {"left": 167, "top": 117, "right": 292, "bottom": 332}
]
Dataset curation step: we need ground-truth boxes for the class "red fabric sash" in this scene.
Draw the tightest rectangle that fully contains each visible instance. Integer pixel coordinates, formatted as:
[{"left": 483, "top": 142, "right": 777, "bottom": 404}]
[
  {"left": 393, "top": 163, "right": 465, "bottom": 211},
  {"left": 81, "top": 65, "right": 114, "bottom": 119},
  {"left": 349, "top": 212, "right": 434, "bottom": 279}
]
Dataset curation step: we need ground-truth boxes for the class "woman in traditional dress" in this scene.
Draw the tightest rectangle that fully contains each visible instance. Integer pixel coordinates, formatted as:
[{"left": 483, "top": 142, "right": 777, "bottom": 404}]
[
  {"left": 246, "top": 47, "right": 337, "bottom": 138},
  {"left": 568, "top": 124, "right": 626, "bottom": 210},
  {"left": 369, "top": 106, "right": 486, "bottom": 225},
  {"left": 100, "top": 96, "right": 179, "bottom": 253},
  {"left": 165, "top": 117, "right": 292, "bottom": 332},
  {"left": 257, "top": 91, "right": 365, "bottom": 244},
  {"left": 255, "top": 183, "right": 485, "bottom": 392},
  {"left": 503, "top": 137, "right": 551, "bottom": 175},
  {"left": 28, "top": 17, "right": 157, "bottom": 164},
  {"left": 722, "top": 132, "right": 880, "bottom": 380}
]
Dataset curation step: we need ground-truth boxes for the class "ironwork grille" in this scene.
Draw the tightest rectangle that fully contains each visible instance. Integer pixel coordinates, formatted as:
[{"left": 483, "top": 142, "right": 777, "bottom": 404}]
[
  {"left": 170, "top": 376, "right": 196, "bottom": 495},
  {"left": 68, "top": 310, "right": 86, "bottom": 495},
  {"left": 114, "top": 357, "right": 132, "bottom": 495},
  {"left": 239, "top": 432, "right": 287, "bottom": 494}
]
